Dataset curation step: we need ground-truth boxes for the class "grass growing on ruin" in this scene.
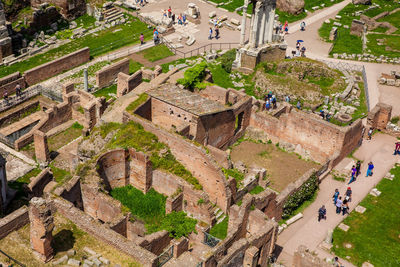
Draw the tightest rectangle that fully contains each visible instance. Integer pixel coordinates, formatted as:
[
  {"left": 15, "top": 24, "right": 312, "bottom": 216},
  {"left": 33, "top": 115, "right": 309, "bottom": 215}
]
[
  {"left": 161, "top": 56, "right": 199, "bottom": 73},
  {"left": 126, "top": 93, "right": 149, "bottom": 114},
  {"left": 99, "top": 122, "right": 202, "bottom": 190},
  {"left": 332, "top": 165, "right": 400, "bottom": 266},
  {"left": 129, "top": 60, "right": 143, "bottom": 74},
  {"left": 93, "top": 84, "right": 117, "bottom": 100},
  {"left": 0, "top": 14, "right": 153, "bottom": 79},
  {"left": 249, "top": 185, "right": 264, "bottom": 195},
  {"left": 209, "top": 215, "right": 229, "bottom": 240},
  {"left": 138, "top": 44, "right": 174, "bottom": 62},
  {"left": 222, "top": 168, "right": 245, "bottom": 188},
  {"left": 111, "top": 185, "right": 197, "bottom": 238},
  {"left": 48, "top": 122, "right": 83, "bottom": 152}
]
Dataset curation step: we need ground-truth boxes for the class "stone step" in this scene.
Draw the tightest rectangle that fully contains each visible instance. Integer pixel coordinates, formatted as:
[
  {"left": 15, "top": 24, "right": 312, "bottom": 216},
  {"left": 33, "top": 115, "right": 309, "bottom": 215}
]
[
  {"left": 215, "top": 210, "right": 224, "bottom": 219},
  {"left": 216, "top": 215, "right": 226, "bottom": 224},
  {"left": 103, "top": 7, "right": 118, "bottom": 16},
  {"left": 213, "top": 207, "right": 221, "bottom": 216},
  {"left": 104, "top": 9, "right": 120, "bottom": 18},
  {"left": 105, "top": 13, "right": 124, "bottom": 23}
]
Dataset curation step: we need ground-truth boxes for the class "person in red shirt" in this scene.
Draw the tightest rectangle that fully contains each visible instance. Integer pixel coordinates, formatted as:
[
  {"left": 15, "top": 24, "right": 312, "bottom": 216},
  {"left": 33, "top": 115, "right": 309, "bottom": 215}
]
[
  {"left": 168, "top": 6, "right": 172, "bottom": 18},
  {"left": 395, "top": 141, "right": 400, "bottom": 155}
]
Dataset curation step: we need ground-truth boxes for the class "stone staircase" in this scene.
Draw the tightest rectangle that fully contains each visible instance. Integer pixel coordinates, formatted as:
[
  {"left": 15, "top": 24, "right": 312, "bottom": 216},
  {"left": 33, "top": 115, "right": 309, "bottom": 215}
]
[
  {"left": 213, "top": 207, "right": 226, "bottom": 224},
  {"left": 103, "top": 7, "right": 124, "bottom": 23}
]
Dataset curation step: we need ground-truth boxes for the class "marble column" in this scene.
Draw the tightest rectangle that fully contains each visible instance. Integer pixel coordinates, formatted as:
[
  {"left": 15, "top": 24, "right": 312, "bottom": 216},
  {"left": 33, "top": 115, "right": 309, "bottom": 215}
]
[
  {"left": 258, "top": 4, "right": 267, "bottom": 46},
  {"left": 250, "top": 2, "right": 262, "bottom": 48},
  {"left": 240, "top": 0, "right": 249, "bottom": 46},
  {"left": 266, "top": 6, "right": 275, "bottom": 42}
]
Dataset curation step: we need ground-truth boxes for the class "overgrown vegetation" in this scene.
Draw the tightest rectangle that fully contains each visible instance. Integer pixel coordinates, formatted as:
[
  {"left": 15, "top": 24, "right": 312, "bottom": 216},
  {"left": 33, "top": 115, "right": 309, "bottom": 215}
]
[
  {"left": 219, "top": 49, "right": 236, "bottom": 73},
  {"left": 177, "top": 62, "right": 208, "bottom": 90},
  {"left": 391, "top": 116, "right": 399, "bottom": 125},
  {"left": 93, "top": 84, "right": 117, "bottom": 100},
  {"left": 111, "top": 185, "right": 196, "bottom": 238},
  {"left": 48, "top": 122, "right": 83, "bottom": 152},
  {"left": 209, "top": 215, "right": 229, "bottom": 240},
  {"left": 126, "top": 93, "right": 149, "bottom": 114},
  {"left": 332, "top": 165, "right": 400, "bottom": 266},
  {"left": 129, "top": 60, "right": 144, "bottom": 75},
  {"left": 222, "top": 168, "right": 245, "bottom": 188},
  {"left": 282, "top": 173, "right": 318, "bottom": 219},
  {"left": 249, "top": 185, "right": 264, "bottom": 195}
]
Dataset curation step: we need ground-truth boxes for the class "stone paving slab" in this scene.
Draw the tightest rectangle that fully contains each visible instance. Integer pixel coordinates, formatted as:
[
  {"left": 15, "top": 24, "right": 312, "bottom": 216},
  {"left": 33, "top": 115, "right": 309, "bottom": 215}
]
[{"left": 338, "top": 223, "right": 350, "bottom": 232}]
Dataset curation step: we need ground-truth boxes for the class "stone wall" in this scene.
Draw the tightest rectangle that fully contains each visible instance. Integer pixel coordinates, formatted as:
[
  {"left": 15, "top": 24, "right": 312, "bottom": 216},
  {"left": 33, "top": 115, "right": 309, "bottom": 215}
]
[
  {"left": 0, "top": 206, "right": 29, "bottom": 240},
  {"left": 0, "top": 100, "right": 45, "bottom": 128},
  {"left": 117, "top": 70, "right": 143, "bottom": 97},
  {"left": 139, "top": 230, "right": 172, "bottom": 256},
  {"left": 128, "top": 148, "right": 152, "bottom": 193},
  {"left": 27, "top": 168, "right": 53, "bottom": 197},
  {"left": 96, "top": 58, "right": 130, "bottom": 89},
  {"left": 123, "top": 112, "right": 231, "bottom": 213},
  {"left": 199, "top": 85, "right": 229, "bottom": 105},
  {"left": 249, "top": 106, "right": 364, "bottom": 164},
  {"left": 367, "top": 102, "right": 392, "bottom": 130},
  {"left": 52, "top": 198, "right": 158, "bottom": 267},
  {"left": 24, "top": 47, "right": 90, "bottom": 86}
]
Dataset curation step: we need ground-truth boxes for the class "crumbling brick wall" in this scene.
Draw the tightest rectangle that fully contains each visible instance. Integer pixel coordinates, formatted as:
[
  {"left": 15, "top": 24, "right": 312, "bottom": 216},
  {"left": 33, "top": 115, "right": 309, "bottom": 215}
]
[
  {"left": 0, "top": 206, "right": 29, "bottom": 239},
  {"left": 293, "top": 245, "right": 332, "bottom": 267},
  {"left": 27, "top": 168, "right": 53, "bottom": 197},
  {"left": 367, "top": 102, "right": 392, "bottom": 130},
  {"left": 249, "top": 108, "right": 364, "bottom": 164},
  {"left": 96, "top": 58, "right": 130, "bottom": 89},
  {"left": 31, "top": 0, "right": 86, "bottom": 19},
  {"left": 117, "top": 70, "right": 143, "bottom": 97},
  {"left": 0, "top": 72, "right": 26, "bottom": 97},
  {"left": 24, "top": 47, "right": 90, "bottom": 86}
]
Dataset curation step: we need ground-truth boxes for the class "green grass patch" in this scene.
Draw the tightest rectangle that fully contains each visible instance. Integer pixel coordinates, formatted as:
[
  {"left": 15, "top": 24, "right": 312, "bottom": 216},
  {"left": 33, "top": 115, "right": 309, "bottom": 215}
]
[
  {"left": 93, "top": 84, "right": 117, "bottom": 100},
  {"left": 50, "top": 163, "right": 73, "bottom": 184},
  {"left": 367, "top": 34, "right": 400, "bottom": 58},
  {"left": 111, "top": 185, "right": 196, "bottom": 238},
  {"left": 330, "top": 28, "right": 363, "bottom": 55},
  {"left": 68, "top": 61, "right": 110, "bottom": 80},
  {"left": 74, "top": 14, "right": 96, "bottom": 29},
  {"left": 208, "top": 64, "right": 235, "bottom": 89},
  {"left": 8, "top": 168, "right": 41, "bottom": 188},
  {"left": 126, "top": 93, "right": 149, "bottom": 114},
  {"left": 332, "top": 165, "right": 400, "bottom": 266},
  {"left": 0, "top": 15, "right": 153, "bottom": 79},
  {"left": 209, "top": 215, "right": 229, "bottom": 240},
  {"left": 129, "top": 60, "right": 143, "bottom": 74},
  {"left": 161, "top": 56, "right": 198, "bottom": 73},
  {"left": 138, "top": 44, "right": 174, "bottom": 62},
  {"left": 391, "top": 116, "right": 399, "bottom": 125},
  {"left": 249, "top": 185, "right": 264, "bottom": 195},
  {"left": 371, "top": 26, "right": 388, "bottom": 33},
  {"left": 48, "top": 122, "right": 83, "bottom": 152}
]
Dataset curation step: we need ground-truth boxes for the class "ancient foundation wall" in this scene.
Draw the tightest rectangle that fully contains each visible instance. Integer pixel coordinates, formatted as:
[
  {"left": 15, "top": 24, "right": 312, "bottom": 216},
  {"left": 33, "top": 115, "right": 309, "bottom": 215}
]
[
  {"left": 249, "top": 108, "right": 364, "bottom": 164},
  {"left": 97, "top": 149, "right": 128, "bottom": 190},
  {"left": 293, "top": 245, "right": 332, "bottom": 267},
  {"left": 31, "top": 0, "right": 87, "bottom": 19},
  {"left": 27, "top": 168, "right": 53, "bottom": 197},
  {"left": 96, "top": 58, "right": 130, "bottom": 89},
  {"left": 0, "top": 100, "right": 41, "bottom": 128},
  {"left": 24, "top": 47, "right": 90, "bottom": 86},
  {"left": 52, "top": 198, "right": 158, "bottom": 267},
  {"left": 117, "top": 70, "right": 143, "bottom": 97},
  {"left": 152, "top": 170, "right": 214, "bottom": 224},
  {"left": 0, "top": 72, "right": 25, "bottom": 97},
  {"left": 367, "top": 102, "right": 392, "bottom": 130},
  {"left": 199, "top": 85, "right": 229, "bottom": 105},
  {"left": 123, "top": 112, "right": 231, "bottom": 213},
  {"left": 0, "top": 206, "right": 29, "bottom": 240},
  {"left": 139, "top": 230, "right": 172, "bottom": 256}
]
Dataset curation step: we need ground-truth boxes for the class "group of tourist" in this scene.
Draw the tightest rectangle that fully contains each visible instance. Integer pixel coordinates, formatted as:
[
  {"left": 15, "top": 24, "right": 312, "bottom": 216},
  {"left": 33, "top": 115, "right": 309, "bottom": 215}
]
[
  {"left": 264, "top": 92, "right": 277, "bottom": 111},
  {"left": 208, "top": 26, "right": 220, "bottom": 40},
  {"left": 275, "top": 21, "right": 290, "bottom": 35},
  {"left": 291, "top": 40, "right": 306, "bottom": 58},
  {"left": 2, "top": 84, "right": 23, "bottom": 105},
  {"left": 162, "top": 6, "right": 186, "bottom": 26},
  {"left": 319, "top": 110, "right": 332, "bottom": 122},
  {"left": 333, "top": 187, "right": 352, "bottom": 216},
  {"left": 135, "top": 0, "right": 147, "bottom": 7}
]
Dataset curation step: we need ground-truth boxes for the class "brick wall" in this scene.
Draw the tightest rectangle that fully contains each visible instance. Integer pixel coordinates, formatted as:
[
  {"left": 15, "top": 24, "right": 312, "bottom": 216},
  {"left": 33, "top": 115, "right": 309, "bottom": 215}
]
[
  {"left": 128, "top": 148, "right": 152, "bottom": 193},
  {"left": 28, "top": 168, "right": 53, "bottom": 197},
  {"left": 24, "top": 47, "right": 90, "bottom": 86},
  {"left": 0, "top": 206, "right": 29, "bottom": 240},
  {"left": 0, "top": 72, "right": 26, "bottom": 97},
  {"left": 367, "top": 102, "right": 392, "bottom": 130},
  {"left": 117, "top": 70, "right": 143, "bottom": 97},
  {"left": 96, "top": 58, "right": 130, "bottom": 89},
  {"left": 123, "top": 112, "right": 231, "bottom": 213},
  {"left": 199, "top": 85, "right": 229, "bottom": 105},
  {"left": 97, "top": 149, "right": 128, "bottom": 190},
  {"left": 293, "top": 245, "right": 332, "bottom": 267},
  {"left": 249, "top": 107, "right": 364, "bottom": 164},
  {"left": 138, "top": 230, "right": 172, "bottom": 256}
]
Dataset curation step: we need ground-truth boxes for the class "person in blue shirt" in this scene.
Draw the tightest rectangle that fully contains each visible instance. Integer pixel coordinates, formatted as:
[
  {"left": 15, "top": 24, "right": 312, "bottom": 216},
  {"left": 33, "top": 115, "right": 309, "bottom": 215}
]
[
  {"left": 332, "top": 189, "right": 339, "bottom": 204},
  {"left": 366, "top": 161, "right": 374, "bottom": 177}
]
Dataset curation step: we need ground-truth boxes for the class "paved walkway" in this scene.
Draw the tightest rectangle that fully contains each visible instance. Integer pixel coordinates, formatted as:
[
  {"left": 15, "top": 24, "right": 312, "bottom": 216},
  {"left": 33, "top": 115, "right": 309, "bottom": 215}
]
[{"left": 276, "top": 133, "right": 400, "bottom": 266}]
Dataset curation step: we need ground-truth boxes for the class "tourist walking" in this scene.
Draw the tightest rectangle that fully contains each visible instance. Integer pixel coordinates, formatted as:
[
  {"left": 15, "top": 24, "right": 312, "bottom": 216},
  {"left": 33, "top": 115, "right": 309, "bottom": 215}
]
[
  {"left": 3, "top": 91, "right": 8, "bottom": 104},
  {"left": 296, "top": 100, "right": 301, "bottom": 109},
  {"left": 272, "top": 95, "right": 277, "bottom": 109},
  {"left": 367, "top": 127, "right": 373, "bottom": 140},
  {"left": 348, "top": 165, "right": 356, "bottom": 184},
  {"left": 265, "top": 99, "right": 271, "bottom": 111},
  {"left": 335, "top": 197, "right": 343, "bottom": 214},
  {"left": 345, "top": 187, "right": 352, "bottom": 202},
  {"left": 171, "top": 13, "right": 175, "bottom": 23},
  {"left": 285, "top": 95, "right": 290, "bottom": 103},
  {"left": 15, "top": 83, "right": 21, "bottom": 98},
  {"left": 153, "top": 29, "right": 159, "bottom": 44},
  {"left": 394, "top": 141, "right": 400, "bottom": 155},
  {"left": 301, "top": 46, "right": 306, "bottom": 57},
  {"left": 215, "top": 26, "right": 220, "bottom": 39},
  {"left": 140, "top": 33, "right": 144, "bottom": 45},
  {"left": 366, "top": 161, "right": 374, "bottom": 177},
  {"left": 332, "top": 189, "right": 339, "bottom": 204},
  {"left": 356, "top": 160, "right": 361, "bottom": 176},
  {"left": 182, "top": 14, "right": 187, "bottom": 25},
  {"left": 284, "top": 21, "right": 288, "bottom": 34},
  {"left": 318, "top": 205, "right": 326, "bottom": 222},
  {"left": 209, "top": 27, "right": 213, "bottom": 39},
  {"left": 300, "top": 21, "right": 306, "bottom": 31},
  {"left": 333, "top": 256, "right": 344, "bottom": 267},
  {"left": 168, "top": 6, "right": 172, "bottom": 18}
]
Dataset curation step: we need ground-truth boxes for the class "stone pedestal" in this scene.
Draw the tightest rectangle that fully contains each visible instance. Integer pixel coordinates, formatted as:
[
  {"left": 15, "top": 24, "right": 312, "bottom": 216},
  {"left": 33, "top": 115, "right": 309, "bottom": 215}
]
[{"left": 29, "top": 197, "right": 54, "bottom": 262}]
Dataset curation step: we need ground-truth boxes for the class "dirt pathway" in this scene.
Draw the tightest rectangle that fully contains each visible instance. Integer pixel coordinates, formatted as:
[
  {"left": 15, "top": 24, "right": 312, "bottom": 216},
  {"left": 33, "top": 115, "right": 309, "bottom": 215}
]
[{"left": 276, "top": 133, "right": 399, "bottom": 266}]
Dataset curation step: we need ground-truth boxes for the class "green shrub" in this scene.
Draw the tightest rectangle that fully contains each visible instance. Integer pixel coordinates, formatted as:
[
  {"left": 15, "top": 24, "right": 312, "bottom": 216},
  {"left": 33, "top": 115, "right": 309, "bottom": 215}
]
[
  {"left": 177, "top": 62, "right": 207, "bottom": 90},
  {"left": 282, "top": 173, "right": 318, "bottom": 219},
  {"left": 391, "top": 116, "right": 399, "bottom": 125},
  {"left": 219, "top": 49, "right": 236, "bottom": 73}
]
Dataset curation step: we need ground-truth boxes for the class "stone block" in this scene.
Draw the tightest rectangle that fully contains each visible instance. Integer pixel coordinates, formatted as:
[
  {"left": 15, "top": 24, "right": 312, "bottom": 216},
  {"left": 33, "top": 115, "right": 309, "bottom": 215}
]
[
  {"left": 338, "top": 223, "right": 350, "bottom": 232},
  {"left": 83, "top": 247, "right": 97, "bottom": 256},
  {"left": 355, "top": 205, "right": 366, "bottom": 213},
  {"left": 53, "top": 255, "right": 68, "bottom": 265},
  {"left": 362, "top": 262, "right": 374, "bottom": 267},
  {"left": 209, "top": 11, "right": 216, "bottom": 18},
  {"left": 387, "top": 78, "right": 395, "bottom": 86},
  {"left": 68, "top": 258, "right": 81, "bottom": 266},
  {"left": 83, "top": 259, "right": 94, "bottom": 266},
  {"left": 99, "top": 257, "right": 110, "bottom": 265},
  {"left": 286, "top": 213, "right": 303, "bottom": 225},
  {"left": 230, "top": 18, "right": 240, "bottom": 26},
  {"left": 370, "top": 188, "right": 381, "bottom": 197}
]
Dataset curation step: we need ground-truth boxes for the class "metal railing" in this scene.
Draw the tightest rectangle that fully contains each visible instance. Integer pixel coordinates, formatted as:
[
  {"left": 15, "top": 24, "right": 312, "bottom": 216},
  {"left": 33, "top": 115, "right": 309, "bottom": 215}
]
[
  {"left": 157, "top": 245, "right": 174, "bottom": 267},
  {"left": 162, "top": 37, "right": 239, "bottom": 59},
  {"left": 0, "top": 248, "right": 26, "bottom": 267},
  {"left": 203, "top": 231, "right": 221, "bottom": 248}
]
